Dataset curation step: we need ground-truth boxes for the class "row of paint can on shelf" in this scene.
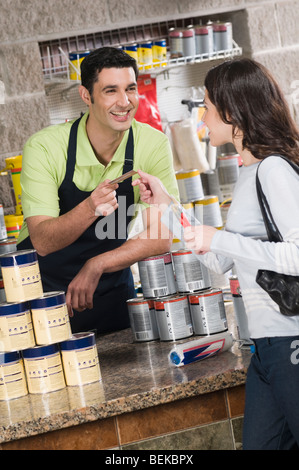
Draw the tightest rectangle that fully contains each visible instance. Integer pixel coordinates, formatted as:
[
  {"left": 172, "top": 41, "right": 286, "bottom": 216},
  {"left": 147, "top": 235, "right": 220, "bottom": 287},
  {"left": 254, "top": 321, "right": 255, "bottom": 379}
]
[
  {"left": 69, "top": 39, "right": 167, "bottom": 80},
  {"left": 127, "top": 251, "right": 227, "bottom": 342},
  {"left": 0, "top": 331, "right": 100, "bottom": 401},
  {"left": 169, "top": 21, "right": 233, "bottom": 59}
]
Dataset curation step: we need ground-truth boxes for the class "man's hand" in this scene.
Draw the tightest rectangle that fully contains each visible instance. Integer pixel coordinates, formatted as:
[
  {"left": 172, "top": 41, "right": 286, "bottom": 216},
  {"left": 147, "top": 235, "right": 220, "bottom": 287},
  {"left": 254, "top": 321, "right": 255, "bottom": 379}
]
[
  {"left": 65, "top": 257, "right": 103, "bottom": 315},
  {"left": 88, "top": 180, "right": 119, "bottom": 217}
]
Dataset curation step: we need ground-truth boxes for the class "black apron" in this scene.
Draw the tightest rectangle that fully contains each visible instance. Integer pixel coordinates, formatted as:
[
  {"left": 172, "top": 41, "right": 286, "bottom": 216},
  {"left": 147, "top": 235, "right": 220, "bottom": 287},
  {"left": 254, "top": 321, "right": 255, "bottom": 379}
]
[{"left": 18, "top": 116, "right": 136, "bottom": 334}]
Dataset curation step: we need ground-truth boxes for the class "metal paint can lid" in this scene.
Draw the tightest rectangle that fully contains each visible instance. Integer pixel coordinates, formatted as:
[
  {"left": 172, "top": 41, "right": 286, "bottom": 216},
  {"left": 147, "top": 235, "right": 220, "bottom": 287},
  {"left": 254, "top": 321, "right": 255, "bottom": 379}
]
[
  {"left": 60, "top": 332, "right": 96, "bottom": 351},
  {"left": 23, "top": 343, "right": 60, "bottom": 359},
  {"left": 0, "top": 350, "right": 21, "bottom": 364},
  {"left": 0, "top": 300, "right": 30, "bottom": 316},
  {"left": 0, "top": 249, "right": 38, "bottom": 267},
  {"left": 30, "top": 291, "right": 66, "bottom": 309}
]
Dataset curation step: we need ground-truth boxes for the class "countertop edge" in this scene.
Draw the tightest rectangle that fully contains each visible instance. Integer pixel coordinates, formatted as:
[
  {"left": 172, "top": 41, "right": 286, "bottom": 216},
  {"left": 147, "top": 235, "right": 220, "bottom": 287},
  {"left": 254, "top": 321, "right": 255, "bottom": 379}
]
[{"left": 0, "top": 366, "right": 248, "bottom": 445}]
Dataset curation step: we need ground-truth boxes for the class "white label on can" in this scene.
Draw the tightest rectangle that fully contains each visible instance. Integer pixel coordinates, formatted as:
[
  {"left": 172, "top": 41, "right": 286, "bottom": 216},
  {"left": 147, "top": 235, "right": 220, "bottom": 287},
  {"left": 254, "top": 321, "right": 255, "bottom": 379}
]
[
  {"left": 0, "top": 359, "right": 28, "bottom": 400},
  {"left": 2, "top": 262, "right": 43, "bottom": 302},
  {"left": 61, "top": 345, "right": 101, "bottom": 386},
  {"left": 0, "top": 310, "right": 35, "bottom": 352},
  {"left": 156, "top": 298, "right": 193, "bottom": 340},
  {"left": 190, "top": 294, "right": 227, "bottom": 335},
  {"left": 24, "top": 352, "right": 65, "bottom": 394},
  {"left": 129, "top": 303, "right": 159, "bottom": 341},
  {"left": 32, "top": 304, "right": 72, "bottom": 345},
  {"left": 139, "top": 256, "right": 176, "bottom": 298}
]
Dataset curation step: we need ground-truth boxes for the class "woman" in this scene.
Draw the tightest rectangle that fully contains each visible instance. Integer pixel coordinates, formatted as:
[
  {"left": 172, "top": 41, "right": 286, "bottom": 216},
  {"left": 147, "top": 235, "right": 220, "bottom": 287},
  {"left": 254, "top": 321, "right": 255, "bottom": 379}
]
[{"left": 133, "top": 58, "right": 299, "bottom": 450}]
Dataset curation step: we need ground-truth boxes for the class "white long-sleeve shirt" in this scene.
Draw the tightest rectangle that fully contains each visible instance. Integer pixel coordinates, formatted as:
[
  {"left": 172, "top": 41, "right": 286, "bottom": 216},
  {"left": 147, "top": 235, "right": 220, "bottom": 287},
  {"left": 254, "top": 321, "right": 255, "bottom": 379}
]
[
  {"left": 206, "top": 156, "right": 299, "bottom": 339},
  {"left": 162, "top": 155, "right": 299, "bottom": 338}
]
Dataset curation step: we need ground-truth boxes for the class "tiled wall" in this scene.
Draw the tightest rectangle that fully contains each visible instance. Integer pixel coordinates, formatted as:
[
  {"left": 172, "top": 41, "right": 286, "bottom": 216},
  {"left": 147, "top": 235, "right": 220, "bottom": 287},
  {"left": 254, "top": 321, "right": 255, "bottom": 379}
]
[{"left": 0, "top": 385, "right": 245, "bottom": 450}]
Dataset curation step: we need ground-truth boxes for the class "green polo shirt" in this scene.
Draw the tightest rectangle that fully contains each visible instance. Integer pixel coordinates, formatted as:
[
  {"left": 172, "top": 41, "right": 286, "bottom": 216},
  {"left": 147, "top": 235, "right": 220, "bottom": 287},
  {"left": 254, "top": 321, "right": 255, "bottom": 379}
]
[{"left": 18, "top": 113, "right": 179, "bottom": 243}]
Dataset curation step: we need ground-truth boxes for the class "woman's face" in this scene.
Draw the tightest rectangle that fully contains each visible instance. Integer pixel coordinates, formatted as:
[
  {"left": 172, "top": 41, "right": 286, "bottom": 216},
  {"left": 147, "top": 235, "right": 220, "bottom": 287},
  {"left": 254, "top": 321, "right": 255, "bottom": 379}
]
[{"left": 202, "top": 90, "right": 234, "bottom": 147}]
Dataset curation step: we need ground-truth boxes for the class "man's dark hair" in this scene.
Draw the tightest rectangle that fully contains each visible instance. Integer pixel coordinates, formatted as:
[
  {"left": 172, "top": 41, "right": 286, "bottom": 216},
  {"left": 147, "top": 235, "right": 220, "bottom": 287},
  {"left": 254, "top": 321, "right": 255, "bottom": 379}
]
[{"left": 80, "top": 46, "right": 139, "bottom": 98}]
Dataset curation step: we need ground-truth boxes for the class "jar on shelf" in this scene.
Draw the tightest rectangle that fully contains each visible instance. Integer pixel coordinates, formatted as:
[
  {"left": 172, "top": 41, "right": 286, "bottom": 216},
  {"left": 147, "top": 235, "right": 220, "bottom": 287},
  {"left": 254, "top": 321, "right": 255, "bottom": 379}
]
[
  {"left": 182, "top": 28, "right": 196, "bottom": 60},
  {"left": 169, "top": 28, "right": 183, "bottom": 59},
  {"left": 195, "top": 25, "right": 214, "bottom": 56}
]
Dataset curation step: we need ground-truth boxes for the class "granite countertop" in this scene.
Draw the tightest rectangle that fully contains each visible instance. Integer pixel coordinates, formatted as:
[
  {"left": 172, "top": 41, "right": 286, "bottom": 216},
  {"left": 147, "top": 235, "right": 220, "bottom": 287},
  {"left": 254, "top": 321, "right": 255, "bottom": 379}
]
[{"left": 0, "top": 303, "right": 251, "bottom": 444}]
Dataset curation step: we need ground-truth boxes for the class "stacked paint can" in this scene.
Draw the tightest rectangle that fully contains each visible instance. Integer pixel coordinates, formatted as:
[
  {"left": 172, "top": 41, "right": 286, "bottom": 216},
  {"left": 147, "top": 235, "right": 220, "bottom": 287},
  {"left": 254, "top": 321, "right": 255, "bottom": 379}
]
[
  {"left": 229, "top": 276, "right": 252, "bottom": 345},
  {"left": 175, "top": 168, "right": 223, "bottom": 229},
  {"left": 0, "top": 249, "right": 102, "bottom": 401},
  {"left": 127, "top": 250, "right": 228, "bottom": 342}
]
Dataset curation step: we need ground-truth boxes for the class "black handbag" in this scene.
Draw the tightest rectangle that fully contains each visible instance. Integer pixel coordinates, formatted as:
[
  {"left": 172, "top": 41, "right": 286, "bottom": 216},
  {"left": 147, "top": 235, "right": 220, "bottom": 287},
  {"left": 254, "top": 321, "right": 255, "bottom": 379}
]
[{"left": 255, "top": 156, "right": 299, "bottom": 316}]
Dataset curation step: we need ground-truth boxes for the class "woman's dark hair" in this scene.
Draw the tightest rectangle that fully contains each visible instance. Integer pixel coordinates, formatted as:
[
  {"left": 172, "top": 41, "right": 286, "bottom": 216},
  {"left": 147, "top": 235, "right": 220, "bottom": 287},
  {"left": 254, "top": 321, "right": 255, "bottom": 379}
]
[
  {"left": 80, "top": 46, "right": 139, "bottom": 99},
  {"left": 204, "top": 58, "right": 299, "bottom": 164}
]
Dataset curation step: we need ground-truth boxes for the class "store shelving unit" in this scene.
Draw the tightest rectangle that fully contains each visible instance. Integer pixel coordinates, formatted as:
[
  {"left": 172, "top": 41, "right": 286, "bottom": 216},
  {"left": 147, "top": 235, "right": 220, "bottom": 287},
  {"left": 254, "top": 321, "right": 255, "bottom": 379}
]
[{"left": 39, "top": 17, "right": 242, "bottom": 124}]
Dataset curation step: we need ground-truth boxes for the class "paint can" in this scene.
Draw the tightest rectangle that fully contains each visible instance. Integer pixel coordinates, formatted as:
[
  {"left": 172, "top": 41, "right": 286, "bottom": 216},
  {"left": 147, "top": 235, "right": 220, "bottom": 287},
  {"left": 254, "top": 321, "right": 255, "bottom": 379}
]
[
  {"left": 69, "top": 50, "right": 90, "bottom": 80},
  {"left": 213, "top": 22, "right": 233, "bottom": 51},
  {"left": 195, "top": 25, "right": 213, "bottom": 56},
  {"left": 138, "top": 41, "right": 153, "bottom": 70},
  {"left": 4, "top": 214, "right": 23, "bottom": 239},
  {"left": 175, "top": 169, "right": 204, "bottom": 203},
  {"left": 172, "top": 249, "right": 211, "bottom": 293},
  {"left": 194, "top": 195, "right": 223, "bottom": 228},
  {"left": 0, "top": 204, "right": 7, "bottom": 240},
  {"left": 169, "top": 28, "right": 183, "bottom": 59},
  {"left": 217, "top": 154, "right": 240, "bottom": 201},
  {"left": 182, "top": 28, "right": 196, "bottom": 59},
  {"left": 153, "top": 39, "right": 167, "bottom": 67},
  {"left": 229, "top": 276, "right": 252, "bottom": 345},
  {"left": 0, "top": 351, "right": 28, "bottom": 400},
  {"left": 138, "top": 253, "right": 177, "bottom": 299},
  {"left": 5, "top": 155, "right": 23, "bottom": 215},
  {"left": 0, "top": 237, "right": 17, "bottom": 256},
  {"left": 30, "top": 291, "right": 72, "bottom": 346},
  {"left": 154, "top": 295, "right": 193, "bottom": 341},
  {"left": 0, "top": 249, "right": 43, "bottom": 302},
  {"left": 123, "top": 43, "right": 138, "bottom": 61},
  {"left": 127, "top": 297, "right": 159, "bottom": 342},
  {"left": 60, "top": 332, "right": 101, "bottom": 386},
  {"left": 188, "top": 288, "right": 228, "bottom": 335},
  {"left": 0, "top": 301, "right": 35, "bottom": 352},
  {"left": 23, "top": 343, "right": 66, "bottom": 394}
]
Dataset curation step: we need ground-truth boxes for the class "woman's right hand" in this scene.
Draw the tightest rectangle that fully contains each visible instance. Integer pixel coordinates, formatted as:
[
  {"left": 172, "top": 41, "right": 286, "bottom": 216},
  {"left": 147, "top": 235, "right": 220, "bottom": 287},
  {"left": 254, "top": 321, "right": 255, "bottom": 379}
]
[
  {"left": 132, "top": 170, "right": 175, "bottom": 207},
  {"left": 88, "top": 180, "right": 119, "bottom": 217}
]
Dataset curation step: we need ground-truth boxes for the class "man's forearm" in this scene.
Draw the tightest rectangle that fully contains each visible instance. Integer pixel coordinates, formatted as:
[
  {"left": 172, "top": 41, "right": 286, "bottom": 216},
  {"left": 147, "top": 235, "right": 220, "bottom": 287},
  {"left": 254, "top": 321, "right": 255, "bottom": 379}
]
[
  {"left": 98, "top": 236, "right": 172, "bottom": 273},
  {"left": 27, "top": 197, "right": 97, "bottom": 256}
]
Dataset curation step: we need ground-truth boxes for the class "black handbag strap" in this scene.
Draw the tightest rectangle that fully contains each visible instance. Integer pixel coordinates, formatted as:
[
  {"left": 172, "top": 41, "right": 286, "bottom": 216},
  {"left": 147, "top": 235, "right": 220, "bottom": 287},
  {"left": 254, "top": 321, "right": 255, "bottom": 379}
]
[{"left": 256, "top": 156, "right": 299, "bottom": 243}]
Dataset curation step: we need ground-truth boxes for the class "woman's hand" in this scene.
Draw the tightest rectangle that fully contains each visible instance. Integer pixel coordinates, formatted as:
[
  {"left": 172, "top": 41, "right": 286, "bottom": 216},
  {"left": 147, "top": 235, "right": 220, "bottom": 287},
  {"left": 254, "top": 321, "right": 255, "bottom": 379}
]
[
  {"left": 132, "top": 170, "right": 175, "bottom": 207},
  {"left": 88, "top": 180, "right": 119, "bottom": 217},
  {"left": 184, "top": 225, "right": 217, "bottom": 254}
]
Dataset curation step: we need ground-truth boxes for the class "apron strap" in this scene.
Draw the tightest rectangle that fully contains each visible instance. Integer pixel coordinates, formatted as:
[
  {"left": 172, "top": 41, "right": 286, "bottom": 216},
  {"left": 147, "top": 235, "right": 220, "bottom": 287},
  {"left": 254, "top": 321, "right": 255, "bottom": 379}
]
[{"left": 63, "top": 116, "right": 82, "bottom": 183}]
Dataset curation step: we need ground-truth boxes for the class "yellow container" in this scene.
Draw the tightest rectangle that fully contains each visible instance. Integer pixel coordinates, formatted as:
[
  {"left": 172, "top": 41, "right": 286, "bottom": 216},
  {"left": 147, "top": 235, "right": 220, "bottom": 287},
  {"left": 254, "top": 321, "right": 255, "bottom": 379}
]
[
  {"left": 69, "top": 51, "right": 90, "bottom": 81},
  {"left": 4, "top": 214, "right": 23, "bottom": 239},
  {"left": 5, "top": 155, "right": 22, "bottom": 215},
  {"left": 153, "top": 39, "right": 167, "bottom": 67}
]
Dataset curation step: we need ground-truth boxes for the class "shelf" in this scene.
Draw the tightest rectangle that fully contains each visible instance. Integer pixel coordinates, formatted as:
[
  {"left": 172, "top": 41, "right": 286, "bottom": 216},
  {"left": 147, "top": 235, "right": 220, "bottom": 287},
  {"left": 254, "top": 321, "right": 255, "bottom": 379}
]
[{"left": 42, "top": 41, "right": 242, "bottom": 86}]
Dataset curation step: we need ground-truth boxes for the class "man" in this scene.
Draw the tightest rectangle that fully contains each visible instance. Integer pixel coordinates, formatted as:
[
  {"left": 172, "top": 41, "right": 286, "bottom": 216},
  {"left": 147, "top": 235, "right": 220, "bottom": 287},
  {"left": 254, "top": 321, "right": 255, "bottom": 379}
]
[{"left": 18, "top": 47, "right": 179, "bottom": 334}]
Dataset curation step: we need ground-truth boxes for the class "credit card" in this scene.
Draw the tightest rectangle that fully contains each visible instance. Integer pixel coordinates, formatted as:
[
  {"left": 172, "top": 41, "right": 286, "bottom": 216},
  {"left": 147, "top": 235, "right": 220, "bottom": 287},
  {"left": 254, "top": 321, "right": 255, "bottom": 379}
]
[{"left": 109, "top": 170, "right": 137, "bottom": 185}]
